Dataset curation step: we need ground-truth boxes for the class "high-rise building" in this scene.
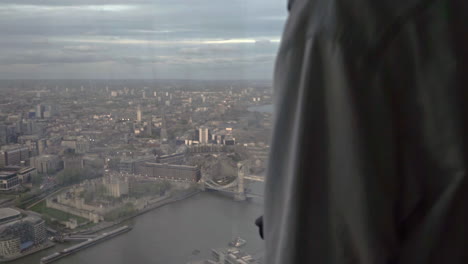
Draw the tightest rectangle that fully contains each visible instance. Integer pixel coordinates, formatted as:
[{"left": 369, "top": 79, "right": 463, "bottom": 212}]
[
  {"left": 160, "top": 110, "right": 168, "bottom": 141},
  {"left": 198, "top": 127, "right": 209, "bottom": 144},
  {"left": 137, "top": 105, "right": 142, "bottom": 122},
  {"left": 0, "top": 145, "right": 30, "bottom": 167},
  {"left": 42, "top": 105, "right": 56, "bottom": 118},
  {"left": 31, "top": 155, "right": 62, "bottom": 174},
  {"left": 146, "top": 121, "right": 152, "bottom": 136},
  {"left": 0, "top": 125, "right": 8, "bottom": 146},
  {"left": 35, "top": 104, "right": 43, "bottom": 119}
]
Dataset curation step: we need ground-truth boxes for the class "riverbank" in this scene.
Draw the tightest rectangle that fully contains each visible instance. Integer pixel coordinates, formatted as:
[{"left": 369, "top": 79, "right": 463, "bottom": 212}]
[
  {"left": 9, "top": 187, "right": 264, "bottom": 264},
  {"left": 77, "top": 189, "right": 201, "bottom": 235},
  {"left": 41, "top": 226, "right": 132, "bottom": 264}
]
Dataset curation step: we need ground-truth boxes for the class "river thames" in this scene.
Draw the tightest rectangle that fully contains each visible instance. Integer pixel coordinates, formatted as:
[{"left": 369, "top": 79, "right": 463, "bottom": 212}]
[{"left": 14, "top": 183, "right": 264, "bottom": 264}]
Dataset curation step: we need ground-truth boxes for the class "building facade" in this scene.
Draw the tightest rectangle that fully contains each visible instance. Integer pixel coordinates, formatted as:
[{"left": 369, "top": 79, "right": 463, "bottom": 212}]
[
  {"left": 119, "top": 156, "right": 156, "bottom": 174},
  {"left": 198, "top": 127, "right": 209, "bottom": 144},
  {"left": 0, "top": 209, "right": 46, "bottom": 258},
  {"left": 61, "top": 137, "right": 89, "bottom": 154},
  {"left": 31, "top": 155, "right": 62, "bottom": 174},
  {"left": 0, "top": 145, "right": 30, "bottom": 168},
  {"left": 0, "top": 236, "right": 20, "bottom": 257},
  {"left": 136, "top": 163, "right": 201, "bottom": 182},
  {"left": 0, "top": 172, "right": 19, "bottom": 191},
  {"left": 0, "top": 167, "right": 37, "bottom": 185},
  {"left": 63, "top": 155, "right": 84, "bottom": 170}
]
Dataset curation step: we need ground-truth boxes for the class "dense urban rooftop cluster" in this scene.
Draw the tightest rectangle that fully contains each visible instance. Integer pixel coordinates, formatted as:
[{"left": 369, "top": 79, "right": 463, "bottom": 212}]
[{"left": 0, "top": 79, "right": 273, "bottom": 261}]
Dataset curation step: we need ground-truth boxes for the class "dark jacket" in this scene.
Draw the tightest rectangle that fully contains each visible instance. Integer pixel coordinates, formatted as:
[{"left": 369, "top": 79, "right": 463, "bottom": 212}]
[{"left": 265, "top": 0, "right": 468, "bottom": 263}]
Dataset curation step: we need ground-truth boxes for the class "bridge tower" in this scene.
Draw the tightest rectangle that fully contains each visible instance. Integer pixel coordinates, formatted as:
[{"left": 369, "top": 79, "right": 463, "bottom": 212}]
[{"left": 235, "top": 162, "right": 248, "bottom": 201}]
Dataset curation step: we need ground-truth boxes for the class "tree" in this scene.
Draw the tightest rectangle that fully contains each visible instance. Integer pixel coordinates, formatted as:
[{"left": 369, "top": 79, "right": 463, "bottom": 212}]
[
  {"left": 31, "top": 174, "right": 44, "bottom": 187},
  {"left": 55, "top": 168, "right": 102, "bottom": 186}
]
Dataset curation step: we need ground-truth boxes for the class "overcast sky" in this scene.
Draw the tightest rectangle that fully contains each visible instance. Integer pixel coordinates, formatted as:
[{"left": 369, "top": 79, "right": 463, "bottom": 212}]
[{"left": 0, "top": 0, "right": 287, "bottom": 80}]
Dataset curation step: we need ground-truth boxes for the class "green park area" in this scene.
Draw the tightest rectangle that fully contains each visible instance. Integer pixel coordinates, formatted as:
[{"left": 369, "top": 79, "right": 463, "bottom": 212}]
[
  {"left": 104, "top": 202, "right": 136, "bottom": 221},
  {"left": 30, "top": 200, "right": 87, "bottom": 224}
]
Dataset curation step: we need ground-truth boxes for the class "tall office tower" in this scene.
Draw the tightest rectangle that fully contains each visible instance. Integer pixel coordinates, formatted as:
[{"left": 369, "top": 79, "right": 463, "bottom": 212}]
[
  {"left": 0, "top": 125, "right": 7, "bottom": 146},
  {"left": 137, "top": 105, "right": 142, "bottom": 122},
  {"left": 146, "top": 121, "right": 152, "bottom": 136},
  {"left": 160, "top": 110, "right": 168, "bottom": 141},
  {"left": 198, "top": 127, "right": 209, "bottom": 144},
  {"left": 36, "top": 104, "right": 43, "bottom": 119}
]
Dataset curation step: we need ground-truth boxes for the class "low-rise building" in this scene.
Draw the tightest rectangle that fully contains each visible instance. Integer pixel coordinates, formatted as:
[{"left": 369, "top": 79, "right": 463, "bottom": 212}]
[
  {"left": 0, "top": 209, "right": 21, "bottom": 225},
  {"left": 137, "top": 163, "right": 201, "bottom": 182},
  {"left": 157, "top": 152, "right": 185, "bottom": 165},
  {"left": 61, "top": 136, "right": 89, "bottom": 154},
  {"left": 0, "top": 171, "right": 19, "bottom": 191},
  {"left": 0, "top": 209, "right": 46, "bottom": 258},
  {"left": 0, "top": 166, "right": 37, "bottom": 185},
  {"left": 119, "top": 156, "right": 156, "bottom": 174}
]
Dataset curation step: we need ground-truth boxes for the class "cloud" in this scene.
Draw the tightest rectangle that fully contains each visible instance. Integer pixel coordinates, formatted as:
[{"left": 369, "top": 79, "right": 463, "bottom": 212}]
[
  {"left": 178, "top": 46, "right": 241, "bottom": 57},
  {"left": 0, "top": 0, "right": 287, "bottom": 79},
  {"left": 1, "top": 52, "right": 113, "bottom": 65},
  {"left": 63, "top": 45, "right": 107, "bottom": 53}
]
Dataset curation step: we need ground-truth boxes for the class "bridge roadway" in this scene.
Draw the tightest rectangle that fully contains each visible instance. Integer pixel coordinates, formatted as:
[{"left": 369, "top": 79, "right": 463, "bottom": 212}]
[
  {"left": 204, "top": 187, "right": 263, "bottom": 199},
  {"left": 202, "top": 173, "right": 264, "bottom": 200}
]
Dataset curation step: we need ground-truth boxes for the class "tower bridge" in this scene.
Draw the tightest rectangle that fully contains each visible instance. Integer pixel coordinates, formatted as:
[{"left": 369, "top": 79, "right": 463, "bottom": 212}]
[{"left": 203, "top": 161, "right": 264, "bottom": 201}]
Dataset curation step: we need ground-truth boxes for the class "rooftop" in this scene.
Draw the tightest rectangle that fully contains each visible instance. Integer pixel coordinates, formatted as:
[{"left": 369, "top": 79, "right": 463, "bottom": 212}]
[
  {"left": 0, "top": 144, "right": 28, "bottom": 151},
  {"left": 0, "top": 208, "right": 20, "bottom": 221},
  {"left": 0, "top": 171, "right": 17, "bottom": 178}
]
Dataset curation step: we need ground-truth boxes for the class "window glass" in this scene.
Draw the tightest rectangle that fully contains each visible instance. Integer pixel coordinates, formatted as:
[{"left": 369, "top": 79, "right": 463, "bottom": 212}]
[{"left": 0, "top": 1, "right": 285, "bottom": 263}]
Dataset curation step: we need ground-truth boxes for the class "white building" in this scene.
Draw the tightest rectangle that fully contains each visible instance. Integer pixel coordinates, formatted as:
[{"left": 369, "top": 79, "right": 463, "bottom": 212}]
[
  {"left": 198, "top": 127, "right": 209, "bottom": 144},
  {"left": 137, "top": 105, "right": 142, "bottom": 122}
]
